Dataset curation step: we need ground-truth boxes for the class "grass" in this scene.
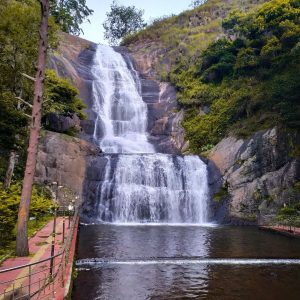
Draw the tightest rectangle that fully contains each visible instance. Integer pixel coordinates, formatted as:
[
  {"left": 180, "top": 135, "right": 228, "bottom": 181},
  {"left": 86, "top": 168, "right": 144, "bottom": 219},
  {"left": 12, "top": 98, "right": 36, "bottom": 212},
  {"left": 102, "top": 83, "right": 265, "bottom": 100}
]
[{"left": 0, "top": 215, "right": 53, "bottom": 263}]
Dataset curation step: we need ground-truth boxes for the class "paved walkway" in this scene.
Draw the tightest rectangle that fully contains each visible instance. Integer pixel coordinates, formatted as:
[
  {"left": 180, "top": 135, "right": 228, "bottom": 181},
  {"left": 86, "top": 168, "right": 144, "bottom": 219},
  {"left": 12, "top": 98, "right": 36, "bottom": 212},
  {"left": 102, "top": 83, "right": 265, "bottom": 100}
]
[{"left": 0, "top": 217, "right": 75, "bottom": 299}]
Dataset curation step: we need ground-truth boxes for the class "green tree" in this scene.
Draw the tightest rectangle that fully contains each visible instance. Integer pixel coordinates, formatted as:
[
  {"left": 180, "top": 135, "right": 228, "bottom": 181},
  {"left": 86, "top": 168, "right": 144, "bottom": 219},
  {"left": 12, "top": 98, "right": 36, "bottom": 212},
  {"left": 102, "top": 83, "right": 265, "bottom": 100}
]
[
  {"left": 49, "top": 0, "right": 93, "bottom": 35},
  {"left": 0, "top": 0, "right": 58, "bottom": 186},
  {"left": 0, "top": 0, "right": 38, "bottom": 106},
  {"left": 16, "top": 0, "right": 50, "bottom": 257},
  {"left": 190, "top": 0, "right": 207, "bottom": 8},
  {"left": 103, "top": 1, "right": 146, "bottom": 45},
  {"left": 199, "top": 39, "right": 237, "bottom": 83},
  {"left": 0, "top": 93, "right": 27, "bottom": 153},
  {"left": 0, "top": 0, "right": 58, "bottom": 99}
]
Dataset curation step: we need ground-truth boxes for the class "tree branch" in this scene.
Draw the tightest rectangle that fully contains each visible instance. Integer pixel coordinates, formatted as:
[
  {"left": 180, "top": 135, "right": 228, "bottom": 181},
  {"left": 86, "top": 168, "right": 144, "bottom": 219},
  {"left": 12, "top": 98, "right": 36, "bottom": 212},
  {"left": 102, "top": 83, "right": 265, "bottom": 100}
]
[
  {"left": 21, "top": 73, "right": 36, "bottom": 82},
  {"left": 16, "top": 97, "right": 33, "bottom": 108},
  {"left": 23, "top": 113, "right": 32, "bottom": 119}
]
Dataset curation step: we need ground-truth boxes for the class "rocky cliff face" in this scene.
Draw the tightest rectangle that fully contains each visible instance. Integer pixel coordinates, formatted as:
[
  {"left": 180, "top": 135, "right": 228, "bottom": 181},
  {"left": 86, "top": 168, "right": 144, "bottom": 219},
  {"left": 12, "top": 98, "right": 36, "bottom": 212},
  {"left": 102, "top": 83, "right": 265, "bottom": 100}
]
[
  {"left": 209, "top": 127, "right": 300, "bottom": 224},
  {"left": 35, "top": 131, "right": 100, "bottom": 202},
  {"left": 123, "top": 44, "right": 188, "bottom": 153},
  {"left": 48, "top": 33, "right": 97, "bottom": 135},
  {"left": 48, "top": 34, "right": 185, "bottom": 153}
]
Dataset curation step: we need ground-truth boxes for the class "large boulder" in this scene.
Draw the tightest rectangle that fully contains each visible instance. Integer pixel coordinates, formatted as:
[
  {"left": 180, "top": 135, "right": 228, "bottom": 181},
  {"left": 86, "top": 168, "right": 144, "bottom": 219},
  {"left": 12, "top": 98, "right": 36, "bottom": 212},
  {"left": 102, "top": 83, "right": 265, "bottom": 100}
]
[
  {"left": 35, "top": 131, "right": 101, "bottom": 201},
  {"left": 43, "top": 113, "right": 81, "bottom": 133}
]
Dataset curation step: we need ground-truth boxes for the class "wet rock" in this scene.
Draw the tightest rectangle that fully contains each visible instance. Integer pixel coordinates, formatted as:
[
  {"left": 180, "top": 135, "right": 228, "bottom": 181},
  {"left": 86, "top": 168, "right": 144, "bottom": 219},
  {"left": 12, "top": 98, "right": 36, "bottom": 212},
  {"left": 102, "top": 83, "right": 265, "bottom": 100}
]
[
  {"left": 124, "top": 45, "right": 186, "bottom": 154},
  {"left": 43, "top": 113, "right": 81, "bottom": 133}
]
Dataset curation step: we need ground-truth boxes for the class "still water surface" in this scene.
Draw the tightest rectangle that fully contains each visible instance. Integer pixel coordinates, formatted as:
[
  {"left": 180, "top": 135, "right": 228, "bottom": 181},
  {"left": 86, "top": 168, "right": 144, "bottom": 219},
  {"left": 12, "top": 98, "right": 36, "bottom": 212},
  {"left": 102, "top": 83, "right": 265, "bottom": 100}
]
[{"left": 72, "top": 225, "right": 300, "bottom": 300}]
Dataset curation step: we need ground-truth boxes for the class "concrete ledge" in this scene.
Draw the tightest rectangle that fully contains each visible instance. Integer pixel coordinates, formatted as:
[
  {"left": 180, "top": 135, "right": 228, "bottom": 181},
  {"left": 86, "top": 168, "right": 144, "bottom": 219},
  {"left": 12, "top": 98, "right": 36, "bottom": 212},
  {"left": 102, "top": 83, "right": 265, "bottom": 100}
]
[{"left": 259, "top": 226, "right": 300, "bottom": 239}]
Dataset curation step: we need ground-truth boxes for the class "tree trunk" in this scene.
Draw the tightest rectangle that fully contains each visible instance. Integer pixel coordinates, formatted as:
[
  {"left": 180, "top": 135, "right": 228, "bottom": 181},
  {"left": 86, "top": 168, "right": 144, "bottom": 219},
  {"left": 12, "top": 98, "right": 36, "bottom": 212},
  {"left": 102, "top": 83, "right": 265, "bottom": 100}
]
[
  {"left": 15, "top": 0, "right": 49, "bottom": 257},
  {"left": 4, "top": 150, "right": 17, "bottom": 189}
]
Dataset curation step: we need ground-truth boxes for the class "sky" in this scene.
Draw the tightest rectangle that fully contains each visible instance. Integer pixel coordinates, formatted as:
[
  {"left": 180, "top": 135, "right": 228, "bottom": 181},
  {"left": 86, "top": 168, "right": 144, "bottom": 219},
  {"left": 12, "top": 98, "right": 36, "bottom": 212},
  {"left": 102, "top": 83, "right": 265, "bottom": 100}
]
[{"left": 79, "top": 0, "right": 192, "bottom": 44}]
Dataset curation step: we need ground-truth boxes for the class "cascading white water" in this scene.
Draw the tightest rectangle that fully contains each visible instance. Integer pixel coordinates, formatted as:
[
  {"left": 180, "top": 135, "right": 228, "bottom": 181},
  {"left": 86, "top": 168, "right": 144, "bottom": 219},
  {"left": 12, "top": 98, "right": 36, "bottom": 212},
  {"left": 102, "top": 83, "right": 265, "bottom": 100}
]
[
  {"left": 97, "top": 154, "right": 208, "bottom": 223},
  {"left": 91, "top": 45, "right": 209, "bottom": 224},
  {"left": 91, "top": 45, "right": 154, "bottom": 153}
]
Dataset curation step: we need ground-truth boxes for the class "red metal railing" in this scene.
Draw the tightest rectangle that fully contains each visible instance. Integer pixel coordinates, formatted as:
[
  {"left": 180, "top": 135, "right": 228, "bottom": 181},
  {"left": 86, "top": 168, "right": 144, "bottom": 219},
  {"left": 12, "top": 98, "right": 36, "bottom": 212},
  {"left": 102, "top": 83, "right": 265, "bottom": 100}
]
[{"left": 0, "top": 209, "right": 78, "bottom": 300}]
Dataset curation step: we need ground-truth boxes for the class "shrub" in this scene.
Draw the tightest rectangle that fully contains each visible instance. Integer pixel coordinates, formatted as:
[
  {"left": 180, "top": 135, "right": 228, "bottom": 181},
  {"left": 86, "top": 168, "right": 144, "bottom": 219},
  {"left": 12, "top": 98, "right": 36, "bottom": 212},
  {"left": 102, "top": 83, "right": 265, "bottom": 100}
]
[
  {"left": 0, "top": 183, "right": 52, "bottom": 247},
  {"left": 44, "top": 70, "right": 87, "bottom": 120}
]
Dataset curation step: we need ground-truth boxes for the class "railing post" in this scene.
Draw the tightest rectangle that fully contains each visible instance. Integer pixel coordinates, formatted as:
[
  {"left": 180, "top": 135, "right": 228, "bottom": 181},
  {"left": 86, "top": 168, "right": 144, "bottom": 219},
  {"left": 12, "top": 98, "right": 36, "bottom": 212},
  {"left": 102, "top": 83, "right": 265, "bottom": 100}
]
[
  {"left": 50, "top": 206, "right": 57, "bottom": 277},
  {"left": 28, "top": 265, "right": 31, "bottom": 297},
  {"left": 61, "top": 254, "right": 65, "bottom": 288},
  {"left": 62, "top": 206, "right": 65, "bottom": 242},
  {"left": 68, "top": 210, "right": 71, "bottom": 229}
]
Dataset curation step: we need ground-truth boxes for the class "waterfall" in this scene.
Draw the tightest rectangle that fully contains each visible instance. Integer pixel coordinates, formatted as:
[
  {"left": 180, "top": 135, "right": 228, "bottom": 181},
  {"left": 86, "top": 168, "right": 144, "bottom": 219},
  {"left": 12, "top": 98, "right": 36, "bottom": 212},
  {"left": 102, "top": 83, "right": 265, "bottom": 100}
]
[
  {"left": 91, "top": 45, "right": 154, "bottom": 154},
  {"left": 89, "top": 45, "right": 209, "bottom": 224}
]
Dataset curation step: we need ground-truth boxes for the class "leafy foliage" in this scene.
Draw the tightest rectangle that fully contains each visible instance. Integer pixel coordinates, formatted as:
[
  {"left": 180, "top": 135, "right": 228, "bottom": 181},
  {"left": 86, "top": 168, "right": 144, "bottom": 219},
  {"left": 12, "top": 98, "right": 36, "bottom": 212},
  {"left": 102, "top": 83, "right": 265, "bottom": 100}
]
[
  {"left": 124, "top": 0, "right": 300, "bottom": 154},
  {"left": 213, "top": 186, "right": 229, "bottom": 202},
  {"left": 0, "top": 93, "right": 28, "bottom": 151},
  {"left": 173, "top": 0, "right": 300, "bottom": 153},
  {"left": 276, "top": 205, "right": 300, "bottom": 228},
  {"left": 199, "top": 38, "right": 238, "bottom": 83},
  {"left": 0, "top": 1, "right": 87, "bottom": 183},
  {"left": 0, "top": 183, "right": 52, "bottom": 247},
  {"left": 103, "top": 1, "right": 146, "bottom": 45},
  {"left": 0, "top": 0, "right": 58, "bottom": 180},
  {"left": 49, "top": 0, "right": 93, "bottom": 35},
  {"left": 0, "top": 0, "right": 58, "bottom": 98},
  {"left": 44, "top": 70, "right": 87, "bottom": 119}
]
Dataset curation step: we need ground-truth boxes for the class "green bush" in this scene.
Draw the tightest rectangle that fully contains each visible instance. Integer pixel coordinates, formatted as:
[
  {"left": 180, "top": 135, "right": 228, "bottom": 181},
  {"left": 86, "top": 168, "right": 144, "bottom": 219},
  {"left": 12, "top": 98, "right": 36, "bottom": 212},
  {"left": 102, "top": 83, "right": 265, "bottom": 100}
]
[
  {"left": 44, "top": 70, "right": 87, "bottom": 120},
  {"left": 0, "top": 183, "right": 53, "bottom": 248}
]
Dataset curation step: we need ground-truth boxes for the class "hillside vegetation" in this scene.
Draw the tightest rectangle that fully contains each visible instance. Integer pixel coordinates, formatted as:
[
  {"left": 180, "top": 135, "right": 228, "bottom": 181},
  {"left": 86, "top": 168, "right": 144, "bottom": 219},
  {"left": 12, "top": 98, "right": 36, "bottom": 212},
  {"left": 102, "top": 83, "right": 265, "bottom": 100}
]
[{"left": 125, "top": 0, "right": 300, "bottom": 154}]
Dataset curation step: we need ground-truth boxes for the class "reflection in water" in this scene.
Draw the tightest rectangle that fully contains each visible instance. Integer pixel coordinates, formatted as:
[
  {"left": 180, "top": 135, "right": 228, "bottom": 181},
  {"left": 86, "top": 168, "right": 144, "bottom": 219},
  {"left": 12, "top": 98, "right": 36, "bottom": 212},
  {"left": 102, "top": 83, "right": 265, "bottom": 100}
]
[{"left": 72, "top": 225, "right": 300, "bottom": 300}]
